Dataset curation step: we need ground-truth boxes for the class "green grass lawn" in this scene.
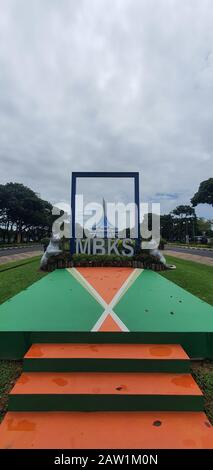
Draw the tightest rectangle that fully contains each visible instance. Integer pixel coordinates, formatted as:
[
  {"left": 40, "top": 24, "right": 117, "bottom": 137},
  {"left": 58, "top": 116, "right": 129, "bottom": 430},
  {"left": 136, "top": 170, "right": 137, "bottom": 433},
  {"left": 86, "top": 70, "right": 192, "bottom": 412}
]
[
  {"left": 0, "top": 255, "right": 213, "bottom": 423},
  {"left": 0, "top": 256, "right": 47, "bottom": 305},
  {"left": 161, "top": 255, "right": 213, "bottom": 305},
  {"left": 0, "top": 360, "right": 22, "bottom": 421},
  {"left": 191, "top": 361, "right": 213, "bottom": 424}
]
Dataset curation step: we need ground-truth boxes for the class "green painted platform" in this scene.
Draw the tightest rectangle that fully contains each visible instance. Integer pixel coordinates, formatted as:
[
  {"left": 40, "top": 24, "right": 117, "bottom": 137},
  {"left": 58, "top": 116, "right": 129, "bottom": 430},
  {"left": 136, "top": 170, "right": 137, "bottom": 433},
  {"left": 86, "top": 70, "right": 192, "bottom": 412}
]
[{"left": 0, "top": 268, "right": 213, "bottom": 359}]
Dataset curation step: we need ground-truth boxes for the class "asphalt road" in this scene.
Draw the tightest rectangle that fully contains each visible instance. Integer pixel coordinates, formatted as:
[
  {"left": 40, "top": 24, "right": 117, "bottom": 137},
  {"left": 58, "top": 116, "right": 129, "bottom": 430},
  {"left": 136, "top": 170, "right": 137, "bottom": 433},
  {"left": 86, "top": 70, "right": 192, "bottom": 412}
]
[
  {"left": 0, "top": 245, "right": 43, "bottom": 257},
  {"left": 0, "top": 244, "right": 212, "bottom": 259},
  {"left": 166, "top": 246, "right": 213, "bottom": 259}
]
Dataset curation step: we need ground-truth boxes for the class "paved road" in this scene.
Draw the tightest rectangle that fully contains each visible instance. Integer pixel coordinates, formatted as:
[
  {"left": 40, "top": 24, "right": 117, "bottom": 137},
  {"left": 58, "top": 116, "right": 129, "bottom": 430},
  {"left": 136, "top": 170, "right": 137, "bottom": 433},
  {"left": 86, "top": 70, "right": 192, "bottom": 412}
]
[
  {"left": 0, "top": 245, "right": 43, "bottom": 257},
  {"left": 166, "top": 246, "right": 213, "bottom": 259}
]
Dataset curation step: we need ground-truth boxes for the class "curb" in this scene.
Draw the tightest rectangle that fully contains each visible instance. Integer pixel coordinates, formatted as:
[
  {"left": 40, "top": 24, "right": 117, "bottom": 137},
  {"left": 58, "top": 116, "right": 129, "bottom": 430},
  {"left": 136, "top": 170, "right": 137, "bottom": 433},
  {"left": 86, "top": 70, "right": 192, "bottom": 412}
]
[
  {"left": 0, "top": 244, "right": 41, "bottom": 252},
  {"left": 166, "top": 245, "right": 213, "bottom": 252}
]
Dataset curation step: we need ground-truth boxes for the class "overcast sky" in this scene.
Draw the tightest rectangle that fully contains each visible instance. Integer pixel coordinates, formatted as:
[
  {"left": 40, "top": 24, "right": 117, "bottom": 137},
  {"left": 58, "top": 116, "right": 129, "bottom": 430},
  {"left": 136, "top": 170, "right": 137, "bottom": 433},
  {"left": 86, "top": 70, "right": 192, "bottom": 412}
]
[{"left": 0, "top": 0, "right": 212, "bottom": 218}]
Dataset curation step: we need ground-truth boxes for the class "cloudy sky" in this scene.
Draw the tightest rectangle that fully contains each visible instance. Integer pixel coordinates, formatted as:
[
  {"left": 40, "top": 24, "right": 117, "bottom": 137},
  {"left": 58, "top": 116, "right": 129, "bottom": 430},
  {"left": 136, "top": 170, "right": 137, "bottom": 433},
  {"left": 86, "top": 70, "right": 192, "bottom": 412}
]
[{"left": 0, "top": 0, "right": 212, "bottom": 218}]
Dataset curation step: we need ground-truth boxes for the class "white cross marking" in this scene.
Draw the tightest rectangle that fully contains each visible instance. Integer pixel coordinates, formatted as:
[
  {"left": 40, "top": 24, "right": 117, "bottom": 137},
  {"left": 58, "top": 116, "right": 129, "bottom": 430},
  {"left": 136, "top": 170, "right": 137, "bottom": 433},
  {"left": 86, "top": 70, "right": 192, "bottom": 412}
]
[{"left": 67, "top": 267, "right": 142, "bottom": 332}]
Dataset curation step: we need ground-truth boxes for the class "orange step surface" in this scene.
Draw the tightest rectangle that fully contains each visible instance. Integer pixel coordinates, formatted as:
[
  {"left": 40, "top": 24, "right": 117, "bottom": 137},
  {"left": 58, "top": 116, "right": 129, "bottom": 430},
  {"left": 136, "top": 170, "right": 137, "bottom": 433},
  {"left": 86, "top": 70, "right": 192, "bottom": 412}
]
[
  {"left": 25, "top": 343, "right": 189, "bottom": 360},
  {"left": 0, "top": 411, "right": 212, "bottom": 449},
  {"left": 10, "top": 372, "right": 201, "bottom": 396}
]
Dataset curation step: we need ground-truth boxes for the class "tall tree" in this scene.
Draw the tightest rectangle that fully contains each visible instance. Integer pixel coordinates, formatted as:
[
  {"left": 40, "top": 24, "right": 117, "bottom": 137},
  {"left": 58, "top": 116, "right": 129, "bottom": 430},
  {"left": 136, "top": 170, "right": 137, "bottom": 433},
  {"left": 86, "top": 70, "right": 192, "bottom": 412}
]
[
  {"left": 172, "top": 205, "right": 196, "bottom": 219},
  {"left": 160, "top": 214, "right": 175, "bottom": 241},
  {"left": 196, "top": 218, "right": 213, "bottom": 237},
  {"left": 191, "top": 178, "right": 213, "bottom": 206},
  {"left": 171, "top": 205, "right": 196, "bottom": 242},
  {"left": 0, "top": 183, "right": 53, "bottom": 243}
]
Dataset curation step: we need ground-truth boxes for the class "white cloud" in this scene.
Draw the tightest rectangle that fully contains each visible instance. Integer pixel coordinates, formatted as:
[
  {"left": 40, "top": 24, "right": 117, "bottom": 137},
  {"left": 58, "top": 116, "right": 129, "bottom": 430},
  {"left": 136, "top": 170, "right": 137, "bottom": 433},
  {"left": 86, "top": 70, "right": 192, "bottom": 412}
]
[{"left": 0, "top": 0, "right": 212, "bottom": 217}]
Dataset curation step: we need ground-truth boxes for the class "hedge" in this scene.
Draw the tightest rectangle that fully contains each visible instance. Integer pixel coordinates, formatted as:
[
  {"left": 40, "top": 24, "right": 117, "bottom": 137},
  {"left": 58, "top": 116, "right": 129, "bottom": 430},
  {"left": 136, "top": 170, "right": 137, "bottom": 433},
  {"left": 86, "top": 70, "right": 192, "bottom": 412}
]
[{"left": 41, "top": 252, "right": 166, "bottom": 272}]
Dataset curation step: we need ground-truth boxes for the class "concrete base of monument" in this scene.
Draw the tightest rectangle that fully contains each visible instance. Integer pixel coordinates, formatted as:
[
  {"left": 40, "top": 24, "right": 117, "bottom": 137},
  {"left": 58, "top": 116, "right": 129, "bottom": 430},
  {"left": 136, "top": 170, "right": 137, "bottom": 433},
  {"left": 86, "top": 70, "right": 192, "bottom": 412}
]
[{"left": 0, "top": 267, "right": 213, "bottom": 359}]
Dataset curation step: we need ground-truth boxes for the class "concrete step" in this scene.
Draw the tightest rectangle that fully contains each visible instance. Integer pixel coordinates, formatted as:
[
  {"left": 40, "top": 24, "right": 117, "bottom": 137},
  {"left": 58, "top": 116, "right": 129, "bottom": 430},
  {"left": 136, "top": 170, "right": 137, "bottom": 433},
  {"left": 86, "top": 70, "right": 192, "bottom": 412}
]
[
  {"left": 24, "top": 343, "right": 190, "bottom": 373},
  {"left": 9, "top": 371, "right": 203, "bottom": 412},
  {"left": 0, "top": 411, "right": 212, "bottom": 449}
]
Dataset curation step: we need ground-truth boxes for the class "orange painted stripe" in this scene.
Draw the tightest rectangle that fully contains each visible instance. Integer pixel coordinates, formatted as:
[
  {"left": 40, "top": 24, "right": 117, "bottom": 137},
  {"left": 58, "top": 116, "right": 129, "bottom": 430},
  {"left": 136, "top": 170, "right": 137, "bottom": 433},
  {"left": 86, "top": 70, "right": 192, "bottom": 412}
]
[
  {"left": 98, "top": 315, "right": 122, "bottom": 331},
  {"left": 76, "top": 267, "right": 134, "bottom": 303},
  {"left": 0, "top": 411, "right": 212, "bottom": 449},
  {"left": 25, "top": 343, "right": 189, "bottom": 360},
  {"left": 10, "top": 372, "right": 202, "bottom": 396}
]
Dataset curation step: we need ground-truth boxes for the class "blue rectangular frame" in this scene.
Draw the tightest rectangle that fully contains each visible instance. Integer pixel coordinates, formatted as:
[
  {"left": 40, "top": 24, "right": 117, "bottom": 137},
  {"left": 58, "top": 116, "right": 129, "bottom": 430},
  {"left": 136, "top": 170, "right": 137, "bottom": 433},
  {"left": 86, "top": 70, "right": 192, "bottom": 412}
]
[{"left": 70, "top": 172, "right": 140, "bottom": 253}]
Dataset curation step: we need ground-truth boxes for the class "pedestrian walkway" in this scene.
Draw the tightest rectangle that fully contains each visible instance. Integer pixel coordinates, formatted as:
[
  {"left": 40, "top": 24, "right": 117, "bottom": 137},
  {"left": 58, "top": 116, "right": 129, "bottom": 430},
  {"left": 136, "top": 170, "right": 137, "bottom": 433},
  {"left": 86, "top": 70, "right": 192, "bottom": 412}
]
[
  {"left": 0, "top": 251, "right": 42, "bottom": 266},
  {"left": 164, "top": 250, "right": 213, "bottom": 267}
]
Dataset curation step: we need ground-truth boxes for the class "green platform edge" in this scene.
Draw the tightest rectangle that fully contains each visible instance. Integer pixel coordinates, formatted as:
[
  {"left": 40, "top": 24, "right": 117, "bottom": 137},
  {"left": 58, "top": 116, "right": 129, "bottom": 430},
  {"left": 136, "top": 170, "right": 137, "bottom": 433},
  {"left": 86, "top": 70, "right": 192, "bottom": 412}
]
[
  {"left": 0, "top": 268, "right": 213, "bottom": 359},
  {"left": 1, "top": 331, "right": 212, "bottom": 359},
  {"left": 9, "top": 394, "right": 203, "bottom": 412},
  {"left": 23, "top": 358, "right": 190, "bottom": 373}
]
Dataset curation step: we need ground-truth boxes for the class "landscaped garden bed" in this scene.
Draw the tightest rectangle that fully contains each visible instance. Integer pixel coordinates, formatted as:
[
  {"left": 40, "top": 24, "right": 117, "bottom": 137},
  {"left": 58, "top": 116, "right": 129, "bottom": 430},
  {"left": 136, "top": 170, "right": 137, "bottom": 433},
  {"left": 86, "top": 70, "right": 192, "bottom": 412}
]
[{"left": 42, "top": 252, "right": 167, "bottom": 272}]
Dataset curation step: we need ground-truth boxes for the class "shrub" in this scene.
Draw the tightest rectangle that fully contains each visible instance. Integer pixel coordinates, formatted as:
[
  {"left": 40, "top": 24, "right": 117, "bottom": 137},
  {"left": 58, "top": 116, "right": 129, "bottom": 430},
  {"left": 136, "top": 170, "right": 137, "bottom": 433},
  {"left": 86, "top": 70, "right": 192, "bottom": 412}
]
[
  {"left": 159, "top": 238, "right": 167, "bottom": 250},
  {"left": 207, "top": 239, "right": 213, "bottom": 247},
  {"left": 41, "top": 251, "right": 166, "bottom": 272},
  {"left": 40, "top": 237, "right": 50, "bottom": 250}
]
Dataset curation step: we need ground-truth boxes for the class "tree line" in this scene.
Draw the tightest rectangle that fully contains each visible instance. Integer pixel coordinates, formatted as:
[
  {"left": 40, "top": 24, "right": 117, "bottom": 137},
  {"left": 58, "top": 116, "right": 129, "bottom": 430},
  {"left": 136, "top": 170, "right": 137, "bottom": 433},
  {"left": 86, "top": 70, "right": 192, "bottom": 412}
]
[
  {"left": 0, "top": 178, "right": 212, "bottom": 245},
  {"left": 160, "top": 178, "right": 213, "bottom": 242},
  {"left": 0, "top": 182, "right": 53, "bottom": 244}
]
